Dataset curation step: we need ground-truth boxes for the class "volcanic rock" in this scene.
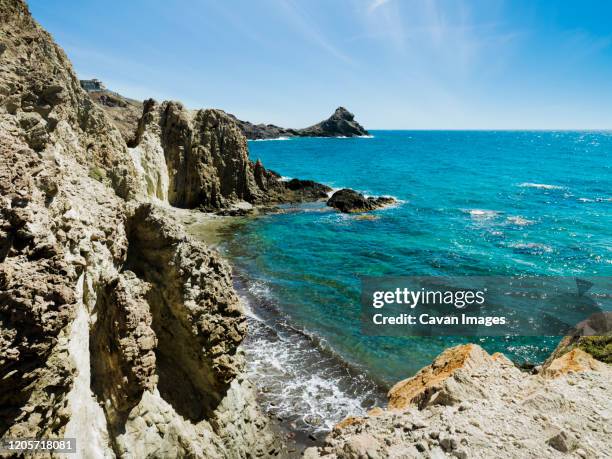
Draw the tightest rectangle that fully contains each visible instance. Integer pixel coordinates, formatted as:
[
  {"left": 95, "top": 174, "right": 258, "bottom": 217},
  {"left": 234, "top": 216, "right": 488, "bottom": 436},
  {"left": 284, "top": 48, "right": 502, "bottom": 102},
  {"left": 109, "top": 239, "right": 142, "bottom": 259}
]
[
  {"left": 327, "top": 188, "right": 395, "bottom": 213},
  {"left": 229, "top": 106, "right": 369, "bottom": 140}
]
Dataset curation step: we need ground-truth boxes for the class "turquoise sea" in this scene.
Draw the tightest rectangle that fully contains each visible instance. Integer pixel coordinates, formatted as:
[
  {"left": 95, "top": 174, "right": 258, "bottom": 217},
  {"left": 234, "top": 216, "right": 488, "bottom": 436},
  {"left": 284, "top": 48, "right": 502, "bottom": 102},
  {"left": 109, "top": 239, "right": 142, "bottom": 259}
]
[{"left": 217, "top": 131, "right": 612, "bottom": 436}]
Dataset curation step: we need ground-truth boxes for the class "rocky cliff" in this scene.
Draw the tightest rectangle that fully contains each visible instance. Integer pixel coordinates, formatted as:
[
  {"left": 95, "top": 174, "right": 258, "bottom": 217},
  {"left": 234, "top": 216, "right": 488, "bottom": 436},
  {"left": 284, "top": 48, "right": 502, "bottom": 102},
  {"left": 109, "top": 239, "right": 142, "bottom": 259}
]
[
  {"left": 304, "top": 343, "right": 611, "bottom": 458},
  {"left": 128, "top": 98, "right": 331, "bottom": 210},
  {"left": 229, "top": 107, "right": 370, "bottom": 140},
  {"left": 87, "top": 89, "right": 143, "bottom": 147},
  {"left": 84, "top": 84, "right": 370, "bottom": 142},
  {"left": 0, "top": 1, "right": 287, "bottom": 456}
]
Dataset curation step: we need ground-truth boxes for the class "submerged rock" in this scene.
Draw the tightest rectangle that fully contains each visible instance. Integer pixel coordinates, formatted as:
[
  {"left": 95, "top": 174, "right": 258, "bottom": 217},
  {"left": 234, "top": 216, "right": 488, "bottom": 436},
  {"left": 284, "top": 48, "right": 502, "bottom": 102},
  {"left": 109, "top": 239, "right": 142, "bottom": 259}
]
[{"left": 326, "top": 188, "right": 395, "bottom": 213}]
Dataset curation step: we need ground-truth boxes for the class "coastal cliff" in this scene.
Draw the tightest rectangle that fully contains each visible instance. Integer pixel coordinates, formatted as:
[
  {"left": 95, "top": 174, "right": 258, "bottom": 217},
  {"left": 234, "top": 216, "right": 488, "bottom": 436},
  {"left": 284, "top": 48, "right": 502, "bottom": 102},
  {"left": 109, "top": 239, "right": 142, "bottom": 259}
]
[
  {"left": 129, "top": 99, "right": 331, "bottom": 210},
  {"left": 0, "top": 1, "right": 286, "bottom": 456},
  {"left": 84, "top": 88, "right": 369, "bottom": 141},
  {"left": 1, "top": 1, "right": 609, "bottom": 459}
]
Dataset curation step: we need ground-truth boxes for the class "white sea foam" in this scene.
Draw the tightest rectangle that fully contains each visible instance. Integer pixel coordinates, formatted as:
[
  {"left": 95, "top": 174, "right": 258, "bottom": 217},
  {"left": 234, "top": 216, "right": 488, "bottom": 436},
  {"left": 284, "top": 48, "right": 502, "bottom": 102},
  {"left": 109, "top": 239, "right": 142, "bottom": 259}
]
[
  {"left": 250, "top": 136, "right": 292, "bottom": 142},
  {"left": 518, "top": 182, "right": 564, "bottom": 190},
  {"left": 508, "top": 242, "right": 553, "bottom": 254},
  {"left": 465, "top": 209, "right": 500, "bottom": 219},
  {"left": 506, "top": 216, "right": 535, "bottom": 226},
  {"left": 237, "top": 287, "right": 384, "bottom": 438}
]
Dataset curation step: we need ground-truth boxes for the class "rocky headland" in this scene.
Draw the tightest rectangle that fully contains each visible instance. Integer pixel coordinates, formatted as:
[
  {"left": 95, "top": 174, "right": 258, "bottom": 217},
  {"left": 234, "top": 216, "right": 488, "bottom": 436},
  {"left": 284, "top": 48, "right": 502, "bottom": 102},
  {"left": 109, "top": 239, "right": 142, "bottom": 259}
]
[
  {"left": 0, "top": 1, "right": 610, "bottom": 458},
  {"left": 228, "top": 107, "right": 370, "bottom": 140},
  {"left": 82, "top": 87, "right": 370, "bottom": 141}
]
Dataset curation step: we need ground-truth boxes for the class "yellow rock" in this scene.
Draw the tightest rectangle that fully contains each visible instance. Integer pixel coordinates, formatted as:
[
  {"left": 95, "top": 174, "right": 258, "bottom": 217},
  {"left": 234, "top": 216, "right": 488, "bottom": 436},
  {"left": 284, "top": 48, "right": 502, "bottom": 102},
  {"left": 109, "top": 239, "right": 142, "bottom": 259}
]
[
  {"left": 542, "top": 348, "right": 607, "bottom": 378},
  {"left": 387, "top": 344, "right": 491, "bottom": 410}
]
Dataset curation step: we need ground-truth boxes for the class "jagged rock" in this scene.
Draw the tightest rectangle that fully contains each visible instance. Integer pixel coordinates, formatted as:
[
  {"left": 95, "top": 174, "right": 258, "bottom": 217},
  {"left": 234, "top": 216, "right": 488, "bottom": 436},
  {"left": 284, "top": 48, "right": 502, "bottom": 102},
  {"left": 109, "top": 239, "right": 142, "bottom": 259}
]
[
  {"left": 283, "top": 178, "right": 332, "bottom": 201},
  {"left": 0, "top": 2, "right": 285, "bottom": 457},
  {"left": 543, "top": 313, "right": 612, "bottom": 365},
  {"left": 87, "top": 90, "right": 143, "bottom": 146},
  {"left": 228, "top": 106, "right": 369, "bottom": 140},
  {"left": 327, "top": 188, "right": 395, "bottom": 213},
  {"left": 129, "top": 99, "right": 331, "bottom": 210},
  {"left": 228, "top": 117, "right": 298, "bottom": 141},
  {"left": 0, "top": 0, "right": 140, "bottom": 199},
  {"left": 299, "top": 107, "right": 369, "bottom": 138},
  {"left": 541, "top": 348, "right": 607, "bottom": 378},
  {"left": 388, "top": 344, "right": 492, "bottom": 410},
  {"left": 304, "top": 344, "right": 611, "bottom": 458}
]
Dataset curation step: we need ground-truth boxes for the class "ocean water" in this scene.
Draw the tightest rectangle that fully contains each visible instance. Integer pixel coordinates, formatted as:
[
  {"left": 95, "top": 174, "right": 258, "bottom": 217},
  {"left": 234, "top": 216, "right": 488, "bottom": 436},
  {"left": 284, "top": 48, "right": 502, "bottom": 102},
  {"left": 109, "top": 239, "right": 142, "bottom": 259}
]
[{"left": 217, "top": 131, "right": 612, "bottom": 437}]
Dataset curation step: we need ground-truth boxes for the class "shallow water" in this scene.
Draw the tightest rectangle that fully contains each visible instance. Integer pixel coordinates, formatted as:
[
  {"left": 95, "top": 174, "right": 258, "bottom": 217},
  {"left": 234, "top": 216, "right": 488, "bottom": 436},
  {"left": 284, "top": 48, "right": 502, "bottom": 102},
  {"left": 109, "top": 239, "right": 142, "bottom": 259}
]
[{"left": 215, "top": 131, "right": 611, "bottom": 435}]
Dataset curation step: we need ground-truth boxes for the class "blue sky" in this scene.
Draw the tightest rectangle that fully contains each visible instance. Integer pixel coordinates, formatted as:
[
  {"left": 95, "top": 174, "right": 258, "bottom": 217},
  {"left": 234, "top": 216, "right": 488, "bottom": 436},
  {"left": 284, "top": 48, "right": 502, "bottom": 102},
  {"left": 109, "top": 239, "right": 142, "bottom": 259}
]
[{"left": 28, "top": 0, "right": 612, "bottom": 129}]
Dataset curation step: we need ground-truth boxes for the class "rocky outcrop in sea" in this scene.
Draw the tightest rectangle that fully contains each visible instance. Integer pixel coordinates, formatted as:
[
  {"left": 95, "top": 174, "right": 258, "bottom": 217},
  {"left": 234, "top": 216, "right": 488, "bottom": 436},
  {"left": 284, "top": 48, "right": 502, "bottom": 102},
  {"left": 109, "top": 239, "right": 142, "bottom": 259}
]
[
  {"left": 327, "top": 188, "right": 396, "bottom": 213},
  {"left": 229, "top": 106, "right": 370, "bottom": 140}
]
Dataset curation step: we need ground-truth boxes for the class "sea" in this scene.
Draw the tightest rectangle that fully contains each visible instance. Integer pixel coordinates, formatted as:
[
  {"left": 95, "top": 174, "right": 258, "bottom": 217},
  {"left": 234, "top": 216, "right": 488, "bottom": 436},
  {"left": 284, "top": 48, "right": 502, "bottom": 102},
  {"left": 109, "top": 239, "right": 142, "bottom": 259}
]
[{"left": 212, "top": 131, "right": 612, "bottom": 438}]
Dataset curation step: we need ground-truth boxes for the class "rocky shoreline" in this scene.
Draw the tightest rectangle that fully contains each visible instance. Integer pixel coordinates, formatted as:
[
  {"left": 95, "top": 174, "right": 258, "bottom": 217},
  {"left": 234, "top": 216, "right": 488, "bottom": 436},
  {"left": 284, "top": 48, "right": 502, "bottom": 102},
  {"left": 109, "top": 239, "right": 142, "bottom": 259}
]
[{"left": 0, "top": 1, "right": 610, "bottom": 458}]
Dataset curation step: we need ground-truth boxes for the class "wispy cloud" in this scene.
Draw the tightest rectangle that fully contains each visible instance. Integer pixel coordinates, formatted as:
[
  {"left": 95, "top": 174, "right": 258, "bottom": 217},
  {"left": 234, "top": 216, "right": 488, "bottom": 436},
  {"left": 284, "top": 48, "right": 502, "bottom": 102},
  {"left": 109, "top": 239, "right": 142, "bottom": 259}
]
[
  {"left": 368, "top": 0, "right": 391, "bottom": 13},
  {"left": 276, "top": 0, "right": 354, "bottom": 65}
]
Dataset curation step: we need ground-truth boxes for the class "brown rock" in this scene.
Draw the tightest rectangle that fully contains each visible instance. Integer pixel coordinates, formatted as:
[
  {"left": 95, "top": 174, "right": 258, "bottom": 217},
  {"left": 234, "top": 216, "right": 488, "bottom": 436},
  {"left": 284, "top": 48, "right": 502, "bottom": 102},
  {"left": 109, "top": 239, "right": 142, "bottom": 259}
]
[
  {"left": 388, "top": 344, "right": 490, "bottom": 410},
  {"left": 542, "top": 348, "right": 606, "bottom": 378}
]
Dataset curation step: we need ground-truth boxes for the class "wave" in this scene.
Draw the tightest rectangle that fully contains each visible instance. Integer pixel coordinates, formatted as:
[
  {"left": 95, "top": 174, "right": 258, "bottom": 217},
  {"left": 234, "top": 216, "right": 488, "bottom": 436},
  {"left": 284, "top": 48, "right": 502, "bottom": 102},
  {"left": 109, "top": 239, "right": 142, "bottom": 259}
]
[
  {"left": 508, "top": 242, "right": 553, "bottom": 254},
  {"left": 235, "top": 274, "right": 385, "bottom": 439},
  {"left": 518, "top": 182, "right": 564, "bottom": 190},
  {"left": 506, "top": 216, "right": 535, "bottom": 226},
  {"left": 578, "top": 197, "right": 612, "bottom": 203},
  {"left": 464, "top": 209, "right": 501, "bottom": 219},
  {"left": 250, "top": 136, "right": 292, "bottom": 142}
]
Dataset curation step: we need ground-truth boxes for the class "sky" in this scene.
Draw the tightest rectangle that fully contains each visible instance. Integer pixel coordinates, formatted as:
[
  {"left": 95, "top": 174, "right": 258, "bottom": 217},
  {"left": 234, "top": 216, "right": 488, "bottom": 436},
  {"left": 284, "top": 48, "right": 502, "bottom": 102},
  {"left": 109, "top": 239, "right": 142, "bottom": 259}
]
[{"left": 28, "top": 0, "right": 612, "bottom": 129}]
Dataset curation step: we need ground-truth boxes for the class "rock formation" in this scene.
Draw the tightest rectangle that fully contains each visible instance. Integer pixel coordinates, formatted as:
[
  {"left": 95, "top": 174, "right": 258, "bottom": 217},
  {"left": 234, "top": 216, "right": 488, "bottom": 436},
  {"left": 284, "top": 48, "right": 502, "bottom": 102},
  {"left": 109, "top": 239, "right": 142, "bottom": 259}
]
[
  {"left": 229, "top": 106, "right": 370, "bottom": 140},
  {"left": 327, "top": 188, "right": 395, "bottom": 213},
  {"left": 86, "top": 88, "right": 143, "bottom": 146},
  {"left": 127, "top": 98, "right": 331, "bottom": 210},
  {"left": 84, "top": 84, "right": 370, "bottom": 141},
  {"left": 0, "top": 1, "right": 286, "bottom": 456},
  {"left": 304, "top": 343, "right": 611, "bottom": 458}
]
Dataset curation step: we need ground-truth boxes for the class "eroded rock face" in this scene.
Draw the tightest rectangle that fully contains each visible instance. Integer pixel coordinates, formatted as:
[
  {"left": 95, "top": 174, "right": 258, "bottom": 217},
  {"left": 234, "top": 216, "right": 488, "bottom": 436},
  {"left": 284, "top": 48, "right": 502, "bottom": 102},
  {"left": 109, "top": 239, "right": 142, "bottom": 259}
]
[
  {"left": 0, "top": 2, "right": 284, "bottom": 457},
  {"left": 0, "top": 0, "right": 140, "bottom": 199},
  {"left": 327, "top": 188, "right": 395, "bottom": 213},
  {"left": 304, "top": 344, "right": 612, "bottom": 458},
  {"left": 131, "top": 99, "right": 331, "bottom": 210},
  {"left": 87, "top": 90, "right": 143, "bottom": 146}
]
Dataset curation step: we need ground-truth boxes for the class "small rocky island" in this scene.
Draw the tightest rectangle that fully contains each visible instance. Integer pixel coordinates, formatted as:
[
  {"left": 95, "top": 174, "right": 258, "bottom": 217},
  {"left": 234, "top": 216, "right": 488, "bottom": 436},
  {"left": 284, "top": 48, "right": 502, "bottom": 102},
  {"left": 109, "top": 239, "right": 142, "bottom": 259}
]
[{"left": 327, "top": 188, "right": 396, "bottom": 213}]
